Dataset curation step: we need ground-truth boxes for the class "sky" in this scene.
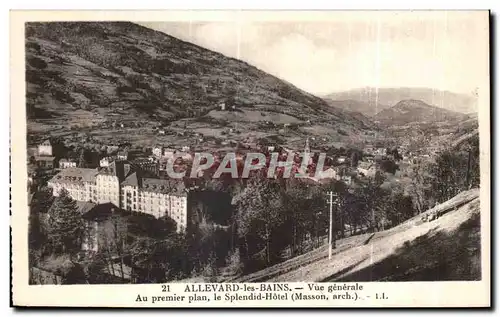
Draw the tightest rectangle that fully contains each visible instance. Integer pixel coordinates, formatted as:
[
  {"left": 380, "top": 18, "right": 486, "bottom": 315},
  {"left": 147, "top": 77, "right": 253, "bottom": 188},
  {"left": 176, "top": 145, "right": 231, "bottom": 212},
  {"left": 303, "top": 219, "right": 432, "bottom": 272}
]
[{"left": 139, "top": 11, "right": 488, "bottom": 96}]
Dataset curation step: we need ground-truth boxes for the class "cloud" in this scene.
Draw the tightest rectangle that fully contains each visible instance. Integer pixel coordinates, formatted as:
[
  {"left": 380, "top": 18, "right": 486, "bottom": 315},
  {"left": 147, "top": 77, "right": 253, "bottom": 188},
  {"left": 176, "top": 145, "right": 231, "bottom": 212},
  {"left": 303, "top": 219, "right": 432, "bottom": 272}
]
[{"left": 140, "top": 12, "right": 487, "bottom": 95}]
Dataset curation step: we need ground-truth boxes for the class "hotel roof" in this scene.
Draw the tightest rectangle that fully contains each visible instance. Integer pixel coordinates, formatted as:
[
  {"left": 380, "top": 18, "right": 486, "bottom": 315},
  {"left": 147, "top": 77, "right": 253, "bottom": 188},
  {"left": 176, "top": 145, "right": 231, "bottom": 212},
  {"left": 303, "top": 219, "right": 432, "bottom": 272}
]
[
  {"left": 121, "top": 172, "right": 186, "bottom": 195},
  {"left": 35, "top": 156, "right": 55, "bottom": 161},
  {"left": 49, "top": 167, "right": 99, "bottom": 184}
]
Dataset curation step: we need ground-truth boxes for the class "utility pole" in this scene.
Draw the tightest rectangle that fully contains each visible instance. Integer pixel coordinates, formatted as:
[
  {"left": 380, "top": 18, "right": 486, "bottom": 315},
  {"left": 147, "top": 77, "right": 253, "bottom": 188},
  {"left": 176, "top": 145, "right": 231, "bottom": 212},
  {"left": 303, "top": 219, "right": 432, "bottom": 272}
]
[{"left": 327, "top": 191, "right": 337, "bottom": 260}]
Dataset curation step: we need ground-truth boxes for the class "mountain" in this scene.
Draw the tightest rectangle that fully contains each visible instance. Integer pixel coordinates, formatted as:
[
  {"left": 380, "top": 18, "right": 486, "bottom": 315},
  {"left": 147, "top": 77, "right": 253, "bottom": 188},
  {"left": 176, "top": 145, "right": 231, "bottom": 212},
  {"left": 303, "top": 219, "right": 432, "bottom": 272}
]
[
  {"left": 25, "top": 22, "right": 374, "bottom": 145},
  {"left": 373, "top": 99, "right": 470, "bottom": 126},
  {"left": 324, "top": 87, "right": 477, "bottom": 116},
  {"left": 323, "top": 98, "right": 379, "bottom": 117}
]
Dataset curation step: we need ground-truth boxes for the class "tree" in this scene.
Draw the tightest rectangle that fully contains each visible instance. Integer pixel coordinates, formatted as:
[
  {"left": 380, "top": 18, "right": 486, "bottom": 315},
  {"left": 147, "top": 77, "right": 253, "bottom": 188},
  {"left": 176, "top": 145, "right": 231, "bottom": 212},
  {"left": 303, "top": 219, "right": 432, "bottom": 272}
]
[
  {"left": 233, "top": 177, "right": 284, "bottom": 268},
  {"left": 379, "top": 159, "right": 399, "bottom": 174},
  {"left": 46, "top": 189, "right": 85, "bottom": 255},
  {"left": 350, "top": 151, "right": 361, "bottom": 167},
  {"left": 96, "top": 212, "right": 129, "bottom": 281},
  {"left": 430, "top": 151, "right": 469, "bottom": 202},
  {"left": 282, "top": 181, "right": 311, "bottom": 256},
  {"left": 28, "top": 187, "right": 53, "bottom": 264},
  {"left": 78, "top": 149, "right": 86, "bottom": 168},
  {"left": 130, "top": 234, "right": 189, "bottom": 283},
  {"left": 408, "top": 161, "right": 435, "bottom": 214}
]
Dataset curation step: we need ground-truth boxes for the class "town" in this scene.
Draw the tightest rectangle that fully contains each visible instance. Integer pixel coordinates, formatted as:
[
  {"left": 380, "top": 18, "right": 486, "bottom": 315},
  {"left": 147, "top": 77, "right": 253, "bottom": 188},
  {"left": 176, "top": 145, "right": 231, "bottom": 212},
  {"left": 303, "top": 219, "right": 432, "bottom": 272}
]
[
  {"left": 24, "top": 20, "right": 481, "bottom": 286},
  {"left": 29, "top": 134, "right": 431, "bottom": 232}
]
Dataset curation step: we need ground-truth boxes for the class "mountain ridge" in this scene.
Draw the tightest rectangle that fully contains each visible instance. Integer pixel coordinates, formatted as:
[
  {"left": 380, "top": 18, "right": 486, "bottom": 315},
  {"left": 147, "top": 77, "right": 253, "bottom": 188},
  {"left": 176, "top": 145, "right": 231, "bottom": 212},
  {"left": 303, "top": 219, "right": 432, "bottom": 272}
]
[
  {"left": 25, "top": 21, "right": 375, "bottom": 143},
  {"left": 324, "top": 87, "right": 477, "bottom": 117},
  {"left": 373, "top": 99, "right": 470, "bottom": 126}
]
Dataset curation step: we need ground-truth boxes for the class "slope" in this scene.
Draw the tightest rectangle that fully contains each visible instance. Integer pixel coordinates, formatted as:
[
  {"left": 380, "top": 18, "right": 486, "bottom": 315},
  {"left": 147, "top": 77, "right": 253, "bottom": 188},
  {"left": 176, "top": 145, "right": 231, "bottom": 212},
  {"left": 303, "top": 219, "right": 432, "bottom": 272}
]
[
  {"left": 324, "top": 87, "right": 477, "bottom": 116},
  {"left": 232, "top": 189, "right": 480, "bottom": 282},
  {"left": 373, "top": 99, "right": 469, "bottom": 126},
  {"left": 25, "top": 22, "right": 373, "bottom": 143}
]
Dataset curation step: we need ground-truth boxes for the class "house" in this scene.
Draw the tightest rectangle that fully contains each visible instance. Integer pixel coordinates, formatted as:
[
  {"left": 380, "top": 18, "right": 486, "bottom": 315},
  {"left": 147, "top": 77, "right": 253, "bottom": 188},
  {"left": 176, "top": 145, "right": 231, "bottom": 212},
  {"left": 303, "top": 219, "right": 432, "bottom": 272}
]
[
  {"left": 80, "top": 203, "right": 127, "bottom": 253},
  {"left": 314, "top": 167, "right": 340, "bottom": 181},
  {"left": 100, "top": 157, "right": 114, "bottom": 168},
  {"left": 59, "top": 158, "right": 77, "bottom": 169},
  {"left": 158, "top": 129, "right": 166, "bottom": 135},
  {"left": 374, "top": 148, "right": 386, "bottom": 156},
  {"left": 357, "top": 162, "right": 378, "bottom": 178},
  {"left": 106, "top": 146, "right": 119, "bottom": 155},
  {"left": 364, "top": 156, "right": 375, "bottom": 163},
  {"left": 364, "top": 146, "right": 374, "bottom": 155},
  {"left": 337, "top": 156, "right": 347, "bottom": 164},
  {"left": 342, "top": 174, "right": 353, "bottom": 185},
  {"left": 163, "top": 148, "right": 176, "bottom": 160},
  {"left": 152, "top": 146, "right": 163, "bottom": 158},
  {"left": 181, "top": 146, "right": 190, "bottom": 152},
  {"left": 38, "top": 139, "right": 53, "bottom": 156},
  {"left": 116, "top": 149, "right": 128, "bottom": 161},
  {"left": 35, "top": 156, "right": 55, "bottom": 169},
  {"left": 220, "top": 103, "right": 226, "bottom": 111}
]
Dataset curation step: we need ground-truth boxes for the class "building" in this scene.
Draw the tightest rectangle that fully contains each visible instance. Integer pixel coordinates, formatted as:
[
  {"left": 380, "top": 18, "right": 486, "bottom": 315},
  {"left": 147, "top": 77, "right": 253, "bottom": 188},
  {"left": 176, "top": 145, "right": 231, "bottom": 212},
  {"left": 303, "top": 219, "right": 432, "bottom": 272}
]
[
  {"left": 342, "top": 174, "right": 353, "bottom": 185},
  {"left": 357, "top": 162, "right": 378, "bottom": 178},
  {"left": 47, "top": 161, "right": 132, "bottom": 206},
  {"left": 314, "top": 167, "right": 340, "bottom": 181},
  {"left": 131, "top": 158, "right": 159, "bottom": 176},
  {"left": 100, "top": 157, "right": 114, "bottom": 168},
  {"left": 47, "top": 162, "right": 192, "bottom": 234},
  {"left": 35, "top": 156, "right": 55, "bottom": 169},
  {"left": 81, "top": 202, "right": 125, "bottom": 253},
  {"left": 220, "top": 103, "right": 226, "bottom": 111},
  {"left": 337, "top": 156, "right": 347, "bottom": 164},
  {"left": 116, "top": 149, "right": 128, "bottom": 161},
  {"left": 298, "top": 138, "right": 313, "bottom": 166},
  {"left": 48, "top": 167, "right": 99, "bottom": 202},
  {"left": 59, "top": 158, "right": 77, "bottom": 169},
  {"left": 374, "top": 148, "right": 386, "bottom": 156},
  {"left": 163, "top": 148, "right": 176, "bottom": 160},
  {"left": 95, "top": 161, "right": 131, "bottom": 207},
  {"left": 364, "top": 156, "right": 375, "bottom": 163},
  {"left": 121, "top": 173, "right": 189, "bottom": 233},
  {"left": 152, "top": 146, "right": 163, "bottom": 158},
  {"left": 38, "top": 139, "right": 53, "bottom": 156}
]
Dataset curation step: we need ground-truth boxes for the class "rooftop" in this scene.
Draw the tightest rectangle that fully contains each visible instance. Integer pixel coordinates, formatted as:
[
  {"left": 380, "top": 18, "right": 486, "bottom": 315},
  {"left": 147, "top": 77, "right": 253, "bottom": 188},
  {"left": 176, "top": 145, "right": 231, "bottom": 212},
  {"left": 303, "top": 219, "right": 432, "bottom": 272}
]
[
  {"left": 98, "top": 161, "right": 133, "bottom": 181},
  {"left": 76, "top": 201, "right": 97, "bottom": 215},
  {"left": 40, "top": 139, "right": 52, "bottom": 146},
  {"left": 49, "top": 167, "right": 99, "bottom": 184},
  {"left": 81, "top": 202, "right": 127, "bottom": 222},
  {"left": 121, "top": 172, "right": 186, "bottom": 195},
  {"left": 358, "top": 162, "right": 374, "bottom": 170},
  {"left": 142, "top": 177, "right": 186, "bottom": 194},
  {"left": 35, "top": 156, "right": 55, "bottom": 161},
  {"left": 121, "top": 172, "right": 139, "bottom": 187}
]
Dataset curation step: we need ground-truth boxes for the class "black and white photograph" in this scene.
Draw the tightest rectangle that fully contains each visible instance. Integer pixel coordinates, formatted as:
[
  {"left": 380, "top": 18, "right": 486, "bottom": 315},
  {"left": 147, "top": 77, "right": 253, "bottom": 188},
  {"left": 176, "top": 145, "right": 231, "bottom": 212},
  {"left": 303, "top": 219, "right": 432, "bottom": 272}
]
[{"left": 11, "top": 9, "right": 490, "bottom": 308}]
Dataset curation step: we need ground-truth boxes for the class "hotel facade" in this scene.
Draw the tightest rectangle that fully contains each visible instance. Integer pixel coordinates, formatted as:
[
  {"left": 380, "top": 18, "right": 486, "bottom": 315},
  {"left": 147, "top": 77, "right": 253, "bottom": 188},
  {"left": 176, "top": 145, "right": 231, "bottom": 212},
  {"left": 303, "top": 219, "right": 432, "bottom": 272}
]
[{"left": 47, "top": 162, "right": 190, "bottom": 233}]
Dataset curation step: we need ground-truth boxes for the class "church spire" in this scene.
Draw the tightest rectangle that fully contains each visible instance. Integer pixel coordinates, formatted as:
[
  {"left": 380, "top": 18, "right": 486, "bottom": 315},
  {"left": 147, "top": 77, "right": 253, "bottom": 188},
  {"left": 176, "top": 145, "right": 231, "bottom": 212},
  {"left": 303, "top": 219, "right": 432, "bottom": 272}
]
[{"left": 304, "top": 137, "right": 310, "bottom": 155}]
